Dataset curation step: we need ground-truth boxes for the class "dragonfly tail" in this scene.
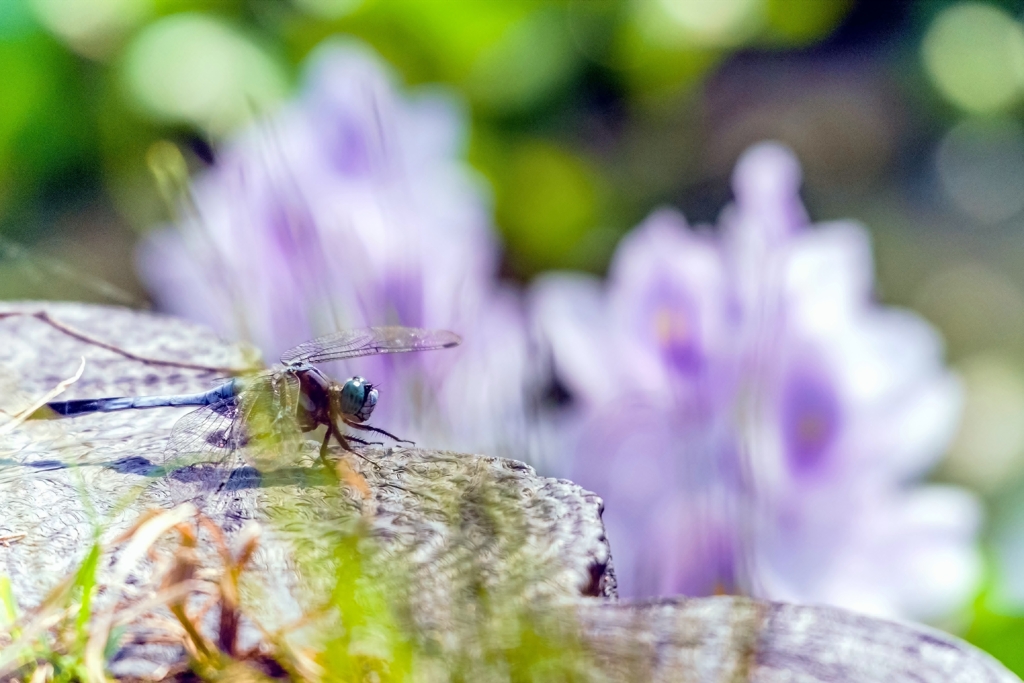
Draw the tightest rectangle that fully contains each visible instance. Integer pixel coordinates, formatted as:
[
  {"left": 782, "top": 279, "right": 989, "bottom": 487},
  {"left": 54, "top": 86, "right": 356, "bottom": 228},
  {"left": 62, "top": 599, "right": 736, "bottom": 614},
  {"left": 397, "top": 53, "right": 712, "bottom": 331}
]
[{"left": 43, "top": 382, "right": 238, "bottom": 417}]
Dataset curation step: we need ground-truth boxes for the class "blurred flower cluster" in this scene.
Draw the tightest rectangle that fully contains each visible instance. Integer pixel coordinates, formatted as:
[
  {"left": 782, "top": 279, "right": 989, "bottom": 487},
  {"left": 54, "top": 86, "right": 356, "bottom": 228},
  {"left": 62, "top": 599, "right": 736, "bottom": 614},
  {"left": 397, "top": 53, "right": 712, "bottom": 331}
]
[
  {"left": 533, "top": 143, "right": 981, "bottom": 619},
  {"left": 140, "top": 39, "right": 531, "bottom": 458},
  {"left": 141, "top": 43, "right": 981, "bottom": 623}
]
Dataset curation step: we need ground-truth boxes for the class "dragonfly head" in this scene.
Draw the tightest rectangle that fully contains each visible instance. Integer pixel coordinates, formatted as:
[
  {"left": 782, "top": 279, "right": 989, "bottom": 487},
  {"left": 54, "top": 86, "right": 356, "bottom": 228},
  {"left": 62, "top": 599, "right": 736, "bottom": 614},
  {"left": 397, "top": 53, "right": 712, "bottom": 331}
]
[{"left": 336, "top": 376, "right": 378, "bottom": 422}]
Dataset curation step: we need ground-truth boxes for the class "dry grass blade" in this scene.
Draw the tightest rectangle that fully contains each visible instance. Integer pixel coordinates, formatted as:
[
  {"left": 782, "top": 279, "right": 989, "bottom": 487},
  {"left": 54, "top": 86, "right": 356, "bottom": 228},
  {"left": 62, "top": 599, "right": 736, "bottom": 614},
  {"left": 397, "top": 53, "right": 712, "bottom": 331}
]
[
  {"left": 28, "top": 661, "right": 52, "bottom": 683},
  {"left": 110, "top": 580, "right": 216, "bottom": 632},
  {"left": 0, "top": 310, "right": 245, "bottom": 374},
  {"left": 0, "top": 606, "right": 74, "bottom": 676},
  {"left": 0, "top": 533, "right": 26, "bottom": 546},
  {"left": 0, "top": 560, "right": 91, "bottom": 676},
  {"left": 84, "top": 504, "right": 198, "bottom": 683},
  {"left": 0, "top": 504, "right": 280, "bottom": 681},
  {"left": 162, "top": 518, "right": 216, "bottom": 663},
  {"left": 0, "top": 357, "right": 85, "bottom": 435},
  {"left": 197, "top": 517, "right": 262, "bottom": 658}
]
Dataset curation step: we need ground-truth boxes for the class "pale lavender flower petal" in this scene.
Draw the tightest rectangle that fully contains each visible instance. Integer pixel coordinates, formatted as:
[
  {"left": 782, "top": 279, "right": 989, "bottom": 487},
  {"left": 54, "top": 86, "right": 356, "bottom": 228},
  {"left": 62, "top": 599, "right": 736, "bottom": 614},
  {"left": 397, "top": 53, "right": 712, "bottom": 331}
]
[
  {"left": 759, "top": 484, "right": 982, "bottom": 620},
  {"left": 532, "top": 141, "right": 980, "bottom": 620},
  {"left": 731, "top": 140, "right": 807, "bottom": 239},
  {"left": 530, "top": 273, "right": 619, "bottom": 407},
  {"left": 608, "top": 210, "right": 732, "bottom": 402},
  {"left": 139, "top": 38, "right": 528, "bottom": 458},
  {"left": 782, "top": 223, "right": 875, "bottom": 332}
]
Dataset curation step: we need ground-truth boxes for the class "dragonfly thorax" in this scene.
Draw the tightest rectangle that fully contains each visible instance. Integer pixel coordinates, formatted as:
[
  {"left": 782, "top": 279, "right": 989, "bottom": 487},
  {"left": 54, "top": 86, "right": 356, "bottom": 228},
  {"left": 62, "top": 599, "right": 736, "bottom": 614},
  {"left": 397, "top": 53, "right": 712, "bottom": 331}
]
[{"left": 336, "top": 376, "right": 378, "bottom": 422}]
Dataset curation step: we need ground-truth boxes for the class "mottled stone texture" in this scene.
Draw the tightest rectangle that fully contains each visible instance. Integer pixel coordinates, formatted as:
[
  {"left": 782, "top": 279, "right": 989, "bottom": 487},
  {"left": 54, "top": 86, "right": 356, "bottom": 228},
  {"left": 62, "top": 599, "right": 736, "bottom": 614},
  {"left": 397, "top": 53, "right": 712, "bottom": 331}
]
[
  {"left": 0, "top": 303, "right": 1015, "bottom": 682},
  {"left": 577, "top": 597, "right": 1019, "bottom": 682}
]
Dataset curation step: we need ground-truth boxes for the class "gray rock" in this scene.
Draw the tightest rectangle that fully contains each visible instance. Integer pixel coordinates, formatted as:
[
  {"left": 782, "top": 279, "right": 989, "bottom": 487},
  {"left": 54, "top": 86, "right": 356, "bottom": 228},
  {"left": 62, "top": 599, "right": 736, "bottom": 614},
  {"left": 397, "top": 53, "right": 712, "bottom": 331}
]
[
  {"left": 578, "top": 597, "right": 1018, "bottom": 682},
  {"left": 0, "top": 302, "right": 1015, "bottom": 682}
]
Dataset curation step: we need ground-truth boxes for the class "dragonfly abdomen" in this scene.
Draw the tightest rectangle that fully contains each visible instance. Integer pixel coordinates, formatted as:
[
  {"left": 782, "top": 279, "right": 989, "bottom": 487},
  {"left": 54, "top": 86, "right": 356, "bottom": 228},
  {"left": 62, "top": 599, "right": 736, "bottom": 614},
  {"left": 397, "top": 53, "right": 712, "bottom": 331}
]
[{"left": 45, "top": 381, "right": 237, "bottom": 417}]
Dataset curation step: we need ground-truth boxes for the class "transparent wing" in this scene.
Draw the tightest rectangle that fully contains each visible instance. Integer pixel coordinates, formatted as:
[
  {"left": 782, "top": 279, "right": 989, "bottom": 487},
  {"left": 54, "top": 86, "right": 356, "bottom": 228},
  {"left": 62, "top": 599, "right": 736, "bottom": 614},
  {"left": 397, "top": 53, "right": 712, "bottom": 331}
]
[
  {"left": 163, "top": 399, "right": 251, "bottom": 521},
  {"left": 164, "top": 373, "right": 308, "bottom": 517},
  {"left": 279, "top": 326, "right": 461, "bottom": 366},
  {"left": 234, "top": 371, "right": 304, "bottom": 453},
  {"left": 166, "top": 399, "right": 245, "bottom": 464}
]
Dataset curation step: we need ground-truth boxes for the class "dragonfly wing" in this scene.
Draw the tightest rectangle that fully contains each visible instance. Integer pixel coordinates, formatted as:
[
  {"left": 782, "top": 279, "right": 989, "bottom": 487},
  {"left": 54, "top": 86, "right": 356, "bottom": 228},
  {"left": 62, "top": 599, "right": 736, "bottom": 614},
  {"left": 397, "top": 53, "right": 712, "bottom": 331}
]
[
  {"left": 166, "top": 371, "right": 303, "bottom": 464},
  {"left": 164, "top": 375, "right": 306, "bottom": 516},
  {"left": 234, "top": 372, "right": 305, "bottom": 452},
  {"left": 279, "top": 326, "right": 461, "bottom": 366},
  {"left": 166, "top": 399, "right": 244, "bottom": 463},
  {"left": 163, "top": 399, "right": 252, "bottom": 525}
]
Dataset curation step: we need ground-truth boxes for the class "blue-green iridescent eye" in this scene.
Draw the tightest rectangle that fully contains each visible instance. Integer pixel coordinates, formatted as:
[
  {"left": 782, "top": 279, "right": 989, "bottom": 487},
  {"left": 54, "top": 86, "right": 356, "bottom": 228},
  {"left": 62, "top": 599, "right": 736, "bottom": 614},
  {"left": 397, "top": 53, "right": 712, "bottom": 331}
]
[{"left": 340, "top": 376, "right": 378, "bottom": 421}]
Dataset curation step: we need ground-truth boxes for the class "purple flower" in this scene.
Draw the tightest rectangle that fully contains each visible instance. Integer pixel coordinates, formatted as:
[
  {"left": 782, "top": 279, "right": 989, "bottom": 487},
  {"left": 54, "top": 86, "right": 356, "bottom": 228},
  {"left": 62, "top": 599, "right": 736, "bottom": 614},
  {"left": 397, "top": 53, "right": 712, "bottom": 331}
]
[
  {"left": 532, "top": 142, "right": 981, "bottom": 620},
  {"left": 138, "top": 39, "right": 529, "bottom": 456}
]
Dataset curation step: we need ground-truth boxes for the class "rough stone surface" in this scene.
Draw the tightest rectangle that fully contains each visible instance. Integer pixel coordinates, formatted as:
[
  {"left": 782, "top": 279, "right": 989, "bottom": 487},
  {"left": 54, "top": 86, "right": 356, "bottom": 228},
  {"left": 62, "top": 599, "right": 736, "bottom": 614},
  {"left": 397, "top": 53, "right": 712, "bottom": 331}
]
[
  {"left": 0, "top": 302, "right": 1016, "bottom": 682},
  {"left": 0, "top": 302, "right": 242, "bottom": 608},
  {"left": 577, "top": 597, "right": 1019, "bottom": 682},
  {"left": 0, "top": 303, "right": 614, "bottom": 656}
]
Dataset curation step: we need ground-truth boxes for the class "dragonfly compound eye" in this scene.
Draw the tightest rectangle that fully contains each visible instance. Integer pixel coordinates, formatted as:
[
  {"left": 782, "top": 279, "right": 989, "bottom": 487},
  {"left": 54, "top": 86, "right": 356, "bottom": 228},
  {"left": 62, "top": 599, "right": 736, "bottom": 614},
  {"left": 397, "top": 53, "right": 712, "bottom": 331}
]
[
  {"left": 340, "top": 377, "right": 378, "bottom": 422},
  {"left": 362, "top": 386, "right": 379, "bottom": 421}
]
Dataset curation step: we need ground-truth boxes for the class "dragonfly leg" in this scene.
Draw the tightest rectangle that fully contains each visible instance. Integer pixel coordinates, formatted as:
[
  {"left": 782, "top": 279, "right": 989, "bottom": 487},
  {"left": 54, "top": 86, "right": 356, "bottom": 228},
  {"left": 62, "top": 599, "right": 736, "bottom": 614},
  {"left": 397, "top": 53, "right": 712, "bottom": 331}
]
[
  {"left": 341, "top": 444, "right": 383, "bottom": 469},
  {"left": 319, "top": 429, "right": 336, "bottom": 475},
  {"left": 342, "top": 418, "right": 415, "bottom": 445},
  {"left": 323, "top": 422, "right": 383, "bottom": 471},
  {"left": 345, "top": 435, "right": 385, "bottom": 448}
]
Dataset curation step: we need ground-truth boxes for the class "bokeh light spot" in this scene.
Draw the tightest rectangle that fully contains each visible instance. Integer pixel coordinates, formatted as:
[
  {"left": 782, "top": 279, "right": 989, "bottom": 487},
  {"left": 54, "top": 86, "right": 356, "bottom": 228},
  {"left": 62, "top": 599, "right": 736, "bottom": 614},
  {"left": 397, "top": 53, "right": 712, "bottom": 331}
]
[
  {"left": 468, "top": 8, "right": 578, "bottom": 113},
  {"left": 0, "top": 42, "right": 47, "bottom": 150},
  {"left": 30, "top": 0, "right": 150, "bottom": 58},
  {"left": 494, "top": 140, "right": 598, "bottom": 273},
  {"left": 638, "top": 0, "right": 764, "bottom": 48},
  {"left": 122, "top": 13, "right": 288, "bottom": 135},
  {"left": 936, "top": 117, "right": 1024, "bottom": 225},
  {"left": 764, "top": 0, "right": 850, "bottom": 46},
  {"left": 0, "top": 0, "right": 38, "bottom": 39},
  {"left": 913, "top": 263, "right": 1024, "bottom": 356},
  {"left": 922, "top": 2, "right": 1024, "bottom": 113},
  {"left": 945, "top": 353, "right": 1024, "bottom": 494},
  {"left": 293, "top": 0, "right": 362, "bottom": 20}
]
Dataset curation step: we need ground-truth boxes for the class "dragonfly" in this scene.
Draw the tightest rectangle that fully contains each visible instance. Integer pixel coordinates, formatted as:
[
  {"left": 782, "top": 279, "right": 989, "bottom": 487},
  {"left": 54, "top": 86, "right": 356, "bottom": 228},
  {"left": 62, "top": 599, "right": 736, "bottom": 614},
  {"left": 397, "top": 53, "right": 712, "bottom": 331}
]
[{"left": 39, "top": 326, "right": 461, "bottom": 474}]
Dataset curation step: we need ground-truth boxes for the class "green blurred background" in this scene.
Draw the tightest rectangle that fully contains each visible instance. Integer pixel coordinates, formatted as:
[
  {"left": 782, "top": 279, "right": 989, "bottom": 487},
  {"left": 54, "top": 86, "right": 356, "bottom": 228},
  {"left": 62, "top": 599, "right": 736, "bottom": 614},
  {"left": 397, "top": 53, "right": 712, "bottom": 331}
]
[{"left": 7, "top": 0, "right": 1024, "bottom": 671}]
